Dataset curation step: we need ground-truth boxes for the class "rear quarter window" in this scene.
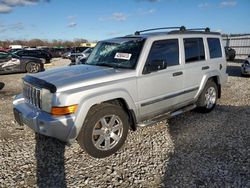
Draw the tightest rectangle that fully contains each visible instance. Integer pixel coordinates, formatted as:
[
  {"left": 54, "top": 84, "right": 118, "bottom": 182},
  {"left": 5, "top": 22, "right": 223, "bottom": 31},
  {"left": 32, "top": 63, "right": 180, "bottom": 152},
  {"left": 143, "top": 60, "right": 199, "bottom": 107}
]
[{"left": 207, "top": 38, "right": 222, "bottom": 59}]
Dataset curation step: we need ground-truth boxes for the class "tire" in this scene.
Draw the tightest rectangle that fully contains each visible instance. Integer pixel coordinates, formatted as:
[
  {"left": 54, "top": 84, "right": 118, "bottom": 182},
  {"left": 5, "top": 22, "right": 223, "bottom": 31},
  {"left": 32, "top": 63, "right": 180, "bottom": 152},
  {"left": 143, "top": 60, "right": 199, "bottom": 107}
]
[
  {"left": 196, "top": 81, "right": 218, "bottom": 113},
  {"left": 0, "top": 82, "right": 4, "bottom": 90},
  {"left": 77, "top": 103, "right": 129, "bottom": 158},
  {"left": 26, "top": 62, "right": 41, "bottom": 73}
]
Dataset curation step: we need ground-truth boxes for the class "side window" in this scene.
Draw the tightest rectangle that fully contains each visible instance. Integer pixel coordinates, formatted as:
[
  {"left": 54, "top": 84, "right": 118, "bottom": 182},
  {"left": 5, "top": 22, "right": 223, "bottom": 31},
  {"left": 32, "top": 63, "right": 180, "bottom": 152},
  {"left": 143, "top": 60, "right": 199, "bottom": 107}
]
[
  {"left": 17, "top": 51, "right": 24, "bottom": 56},
  {"left": 146, "top": 39, "right": 179, "bottom": 67},
  {"left": 207, "top": 38, "right": 222, "bottom": 59},
  {"left": 28, "top": 51, "right": 36, "bottom": 56},
  {"left": 0, "top": 52, "right": 9, "bottom": 59},
  {"left": 184, "top": 38, "right": 205, "bottom": 63},
  {"left": 21, "top": 51, "right": 29, "bottom": 56},
  {"left": 37, "top": 50, "right": 43, "bottom": 55}
]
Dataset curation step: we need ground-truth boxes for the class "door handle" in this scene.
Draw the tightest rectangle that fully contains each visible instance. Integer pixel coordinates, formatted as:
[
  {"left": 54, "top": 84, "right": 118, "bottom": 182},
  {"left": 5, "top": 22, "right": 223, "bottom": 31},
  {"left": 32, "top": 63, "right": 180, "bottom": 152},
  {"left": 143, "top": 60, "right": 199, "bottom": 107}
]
[
  {"left": 202, "top": 66, "right": 210, "bottom": 70},
  {"left": 173, "top": 71, "right": 183, "bottom": 77}
]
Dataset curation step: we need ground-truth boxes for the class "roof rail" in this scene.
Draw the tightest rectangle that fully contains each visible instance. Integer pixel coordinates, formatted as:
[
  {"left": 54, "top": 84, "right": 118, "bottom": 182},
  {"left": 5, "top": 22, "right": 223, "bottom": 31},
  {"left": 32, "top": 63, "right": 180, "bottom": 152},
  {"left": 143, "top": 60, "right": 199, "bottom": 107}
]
[
  {"left": 187, "top": 27, "right": 210, "bottom": 32},
  {"left": 134, "top": 26, "right": 186, "bottom": 35}
]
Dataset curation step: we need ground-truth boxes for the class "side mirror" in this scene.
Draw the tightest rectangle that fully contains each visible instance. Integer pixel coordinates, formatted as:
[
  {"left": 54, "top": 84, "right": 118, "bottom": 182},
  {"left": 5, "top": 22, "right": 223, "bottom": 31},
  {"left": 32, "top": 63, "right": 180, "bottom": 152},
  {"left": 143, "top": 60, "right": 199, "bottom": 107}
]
[{"left": 143, "top": 60, "right": 167, "bottom": 74}]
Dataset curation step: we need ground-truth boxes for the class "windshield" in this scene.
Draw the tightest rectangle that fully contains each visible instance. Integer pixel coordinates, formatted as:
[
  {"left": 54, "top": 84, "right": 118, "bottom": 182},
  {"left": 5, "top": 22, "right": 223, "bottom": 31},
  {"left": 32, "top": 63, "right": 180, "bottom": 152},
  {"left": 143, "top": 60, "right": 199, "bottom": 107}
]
[{"left": 85, "top": 37, "right": 145, "bottom": 69}]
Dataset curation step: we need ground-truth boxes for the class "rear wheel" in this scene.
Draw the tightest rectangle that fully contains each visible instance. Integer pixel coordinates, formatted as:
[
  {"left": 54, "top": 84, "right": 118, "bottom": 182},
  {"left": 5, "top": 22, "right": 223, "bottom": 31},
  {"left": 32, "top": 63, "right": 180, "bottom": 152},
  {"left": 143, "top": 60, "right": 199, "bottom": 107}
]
[
  {"left": 196, "top": 81, "right": 218, "bottom": 113},
  {"left": 26, "top": 62, "right": 41, "bottom": 73},
  {"left": 77, "top": 103, "right": 129, "bottom": 158}
]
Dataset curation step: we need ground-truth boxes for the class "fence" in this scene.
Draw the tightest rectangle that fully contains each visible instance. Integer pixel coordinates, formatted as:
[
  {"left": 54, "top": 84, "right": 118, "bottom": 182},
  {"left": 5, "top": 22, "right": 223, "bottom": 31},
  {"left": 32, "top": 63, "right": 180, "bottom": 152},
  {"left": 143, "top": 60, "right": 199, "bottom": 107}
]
[{"left": 223, "top": 34, "right": 250, "bottom": 59}]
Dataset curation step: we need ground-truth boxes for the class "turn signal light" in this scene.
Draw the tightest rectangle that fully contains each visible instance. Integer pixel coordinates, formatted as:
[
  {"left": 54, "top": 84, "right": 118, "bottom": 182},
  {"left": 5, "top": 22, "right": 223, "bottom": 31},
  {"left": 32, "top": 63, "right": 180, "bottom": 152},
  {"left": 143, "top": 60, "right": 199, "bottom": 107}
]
[{"left": 51, "top": 105, "right": 78, "bottom": 115}]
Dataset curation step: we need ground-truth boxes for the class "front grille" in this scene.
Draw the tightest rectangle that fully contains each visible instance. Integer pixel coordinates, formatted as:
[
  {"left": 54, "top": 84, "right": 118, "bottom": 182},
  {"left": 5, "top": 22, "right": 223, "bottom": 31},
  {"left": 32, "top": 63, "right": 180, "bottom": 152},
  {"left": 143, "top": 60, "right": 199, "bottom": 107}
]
[{"left": 23, "top": 82, "right": 41, "bottom": 108}]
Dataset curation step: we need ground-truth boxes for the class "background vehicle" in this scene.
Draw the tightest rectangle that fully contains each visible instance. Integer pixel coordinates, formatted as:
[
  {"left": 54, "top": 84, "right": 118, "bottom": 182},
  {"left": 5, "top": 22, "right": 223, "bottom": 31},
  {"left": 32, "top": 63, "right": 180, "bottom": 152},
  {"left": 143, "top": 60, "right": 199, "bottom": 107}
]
[
  {"left": 62, "top": 51, "right": 71, "bottom": 59},
  {"left": 241, "top": 57, "right": 250, "bottom": 76},
  {"left": 70, "top": 47, "right": 93, "bottom": 63},
  {"left": 13, "top": 26, "right": 227, "bottom": 158},
  {"left": 48, "top": 48, "right": 65, "bottom": 58},
  {"left": 8, "top": 48, "right": 22, "bottom": 54},
  {"left": 14, "top": 49, "right": 52, "bottom": 64},
  {"left": 225, "top": 46, "right": 236, "bottom": 61},
  {"left": 71, "top": 46, "right": 89, "bottom": 53},
  {"left": 76, "top": 47, "right": 93, "bottom": 61},
  {"left": 0, "top": 51, "right": 44, "bottom": 74}
]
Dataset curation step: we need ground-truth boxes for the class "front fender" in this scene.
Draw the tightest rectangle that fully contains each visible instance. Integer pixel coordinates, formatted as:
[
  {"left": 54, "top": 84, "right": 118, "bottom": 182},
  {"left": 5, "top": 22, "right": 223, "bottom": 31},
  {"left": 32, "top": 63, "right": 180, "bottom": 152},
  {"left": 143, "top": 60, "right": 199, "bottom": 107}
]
[{"left": 66, "top": 89, "right": 137, "bottom": 141}]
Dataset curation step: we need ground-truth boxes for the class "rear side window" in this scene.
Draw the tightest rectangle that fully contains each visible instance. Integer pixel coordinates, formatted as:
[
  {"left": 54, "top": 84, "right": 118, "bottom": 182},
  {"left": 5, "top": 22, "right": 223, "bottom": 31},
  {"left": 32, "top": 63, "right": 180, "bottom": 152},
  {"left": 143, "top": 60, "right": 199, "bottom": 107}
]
[
  {"left": 16, "top": 51, "right": 22, "bottom": 56},
  {"left": 147, "top": 39, "right": 179, "bottom": 67},
  {"left": 207, "top": 38, "right": 222, "bottom": 59},
  {"left": 0, "top": 52, "right": 9, "bottom": 59},
  {"left": 27, "top": 51, "right": 37, "bottom": 56},
  {"left": 184, "top": 38, "right": 205, "bottom": 63}
]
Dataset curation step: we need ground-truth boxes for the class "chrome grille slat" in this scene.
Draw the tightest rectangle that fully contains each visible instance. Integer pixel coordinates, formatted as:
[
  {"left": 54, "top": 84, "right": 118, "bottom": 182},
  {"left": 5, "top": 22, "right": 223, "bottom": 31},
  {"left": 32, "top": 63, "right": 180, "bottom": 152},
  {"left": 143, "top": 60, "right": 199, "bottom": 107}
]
[{"left": 23, "top": 82, "right": 41, "bottom": 109}]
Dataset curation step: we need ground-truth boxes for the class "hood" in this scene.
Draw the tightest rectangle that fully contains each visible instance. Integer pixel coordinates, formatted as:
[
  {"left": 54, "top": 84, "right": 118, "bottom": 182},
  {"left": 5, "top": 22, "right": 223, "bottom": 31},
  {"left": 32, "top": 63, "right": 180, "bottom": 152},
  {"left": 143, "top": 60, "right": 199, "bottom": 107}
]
[{"left": 27, "top": 64, "right": 135, "bottom": 92}]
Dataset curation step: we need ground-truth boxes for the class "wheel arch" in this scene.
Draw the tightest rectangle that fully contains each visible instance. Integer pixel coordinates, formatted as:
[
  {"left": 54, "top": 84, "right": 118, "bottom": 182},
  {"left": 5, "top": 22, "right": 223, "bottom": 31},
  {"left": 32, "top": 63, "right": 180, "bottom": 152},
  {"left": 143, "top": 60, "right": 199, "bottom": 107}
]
[
  {"left": 103, "top": 98, "right": 137, "bottom": 131},
  {"left": 196, "top": 72, "right": 222, "bottom": 99},
  {"left": 208, "top": 76, "right": 221, "bottom": 98},
  {"left": 67, "top": 90, "right": 138, "bottom": 141}
]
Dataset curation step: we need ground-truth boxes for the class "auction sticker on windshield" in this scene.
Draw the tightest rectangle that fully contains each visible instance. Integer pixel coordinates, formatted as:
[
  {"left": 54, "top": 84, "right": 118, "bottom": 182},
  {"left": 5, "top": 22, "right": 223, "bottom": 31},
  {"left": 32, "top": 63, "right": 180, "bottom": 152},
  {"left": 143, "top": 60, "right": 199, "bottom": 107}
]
[{"left": 114, "top": 53, "right": 132, "bottom": 60}]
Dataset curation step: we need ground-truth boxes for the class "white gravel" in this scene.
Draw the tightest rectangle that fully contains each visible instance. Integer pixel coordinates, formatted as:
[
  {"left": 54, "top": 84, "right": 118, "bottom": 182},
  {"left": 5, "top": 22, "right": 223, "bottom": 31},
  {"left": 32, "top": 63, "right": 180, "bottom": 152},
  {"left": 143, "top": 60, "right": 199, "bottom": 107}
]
[{"left": 0, "top": 61, "right": 249, "bottom": 187}]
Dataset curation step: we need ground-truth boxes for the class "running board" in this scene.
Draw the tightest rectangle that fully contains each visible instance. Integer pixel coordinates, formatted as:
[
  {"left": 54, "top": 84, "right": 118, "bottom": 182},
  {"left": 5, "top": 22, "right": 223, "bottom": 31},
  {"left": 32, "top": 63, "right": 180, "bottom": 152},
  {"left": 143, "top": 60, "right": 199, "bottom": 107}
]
[{"left": 138, "top": 104, "right": 196, "bottom": 127}]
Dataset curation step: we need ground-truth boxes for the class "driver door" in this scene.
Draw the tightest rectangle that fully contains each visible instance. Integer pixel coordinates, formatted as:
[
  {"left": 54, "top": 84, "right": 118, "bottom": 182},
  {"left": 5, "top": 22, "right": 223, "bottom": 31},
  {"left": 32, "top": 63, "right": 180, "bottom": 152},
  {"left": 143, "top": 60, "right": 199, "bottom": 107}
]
[{"left": 137, "top": 39, "right": 184, "bottom": 120}]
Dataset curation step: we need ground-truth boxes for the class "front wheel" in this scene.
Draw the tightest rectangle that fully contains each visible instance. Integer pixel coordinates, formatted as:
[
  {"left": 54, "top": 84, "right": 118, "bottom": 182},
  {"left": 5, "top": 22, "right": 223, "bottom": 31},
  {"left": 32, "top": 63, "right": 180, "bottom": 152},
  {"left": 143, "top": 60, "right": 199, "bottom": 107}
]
[
  {"left": 77, "top": 103, "right": 129, "bottom": 158},
  {"left": 196, "top": 81, "right": 218, "bottom": 113},
  {"left": 26, "top": 62, "right": 41, "bottom": 73}
]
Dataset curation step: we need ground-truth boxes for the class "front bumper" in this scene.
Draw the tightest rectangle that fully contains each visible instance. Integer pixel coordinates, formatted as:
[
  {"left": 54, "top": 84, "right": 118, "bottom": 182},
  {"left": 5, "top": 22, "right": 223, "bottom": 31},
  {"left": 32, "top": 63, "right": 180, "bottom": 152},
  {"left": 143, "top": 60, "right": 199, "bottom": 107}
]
[{"left": 13, "top": 94, "right": 76, "bottom": 142}]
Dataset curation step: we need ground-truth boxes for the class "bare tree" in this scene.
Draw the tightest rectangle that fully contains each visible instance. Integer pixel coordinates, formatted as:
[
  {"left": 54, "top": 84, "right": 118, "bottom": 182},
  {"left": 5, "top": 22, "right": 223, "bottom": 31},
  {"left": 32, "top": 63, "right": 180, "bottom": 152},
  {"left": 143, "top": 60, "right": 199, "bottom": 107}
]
[{"left": 0, "top": 38, "right": 90, "bottom": 49}]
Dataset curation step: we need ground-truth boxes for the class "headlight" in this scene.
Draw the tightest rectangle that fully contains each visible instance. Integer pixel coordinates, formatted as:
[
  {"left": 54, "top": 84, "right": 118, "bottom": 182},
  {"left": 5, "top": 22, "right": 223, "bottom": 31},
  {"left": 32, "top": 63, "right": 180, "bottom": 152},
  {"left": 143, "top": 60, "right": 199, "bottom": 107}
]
[{"left": 41, "top": 88, "right": 53, "bottom": 113}]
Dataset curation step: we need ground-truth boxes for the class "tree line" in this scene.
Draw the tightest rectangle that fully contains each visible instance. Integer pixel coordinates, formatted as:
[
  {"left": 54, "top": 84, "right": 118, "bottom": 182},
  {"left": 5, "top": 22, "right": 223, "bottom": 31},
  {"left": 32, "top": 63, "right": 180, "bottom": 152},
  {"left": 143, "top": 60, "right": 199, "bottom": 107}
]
[{"left": 0, "top": 38, "right": 90, "bottom": 48}]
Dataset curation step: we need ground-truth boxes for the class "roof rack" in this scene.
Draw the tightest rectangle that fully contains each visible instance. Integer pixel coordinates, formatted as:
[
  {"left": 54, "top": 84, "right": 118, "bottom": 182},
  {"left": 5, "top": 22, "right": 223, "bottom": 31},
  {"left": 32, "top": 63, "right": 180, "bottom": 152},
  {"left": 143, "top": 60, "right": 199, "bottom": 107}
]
[
  {"left": 134, "top": 26, "right": 186, "bottom": 35},
  {"left": 187, "top": 27, "right": 210, "bottom": 32},
  {"left": 134, "top": 26, "right": 212, "bottom": 35}
]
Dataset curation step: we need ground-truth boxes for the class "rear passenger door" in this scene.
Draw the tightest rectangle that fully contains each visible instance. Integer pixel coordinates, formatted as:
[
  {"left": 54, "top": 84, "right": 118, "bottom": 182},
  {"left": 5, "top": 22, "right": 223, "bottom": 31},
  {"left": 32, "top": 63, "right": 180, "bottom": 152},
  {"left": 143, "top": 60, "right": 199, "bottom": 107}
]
[
  {"left": 137, "top": 39, "right": 184, "bottom": 119},
  {"left": 182, "top": 37, "right": 206, "bottom": 102}
]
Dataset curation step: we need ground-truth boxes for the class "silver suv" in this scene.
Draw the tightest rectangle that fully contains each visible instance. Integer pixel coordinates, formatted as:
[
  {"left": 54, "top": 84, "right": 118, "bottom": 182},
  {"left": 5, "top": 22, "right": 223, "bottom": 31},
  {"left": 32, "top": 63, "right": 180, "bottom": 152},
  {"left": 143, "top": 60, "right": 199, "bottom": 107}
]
[{"left": 13, "top": 26, "right": 228, "bottom": 158}]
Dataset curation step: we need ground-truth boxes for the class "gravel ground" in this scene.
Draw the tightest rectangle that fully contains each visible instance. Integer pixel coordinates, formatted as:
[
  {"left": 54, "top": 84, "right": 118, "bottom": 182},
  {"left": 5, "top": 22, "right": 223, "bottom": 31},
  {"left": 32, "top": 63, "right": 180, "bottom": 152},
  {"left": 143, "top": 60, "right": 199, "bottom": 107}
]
[{"left": 0, "top": 60, "right": 249, "bottom": 188}]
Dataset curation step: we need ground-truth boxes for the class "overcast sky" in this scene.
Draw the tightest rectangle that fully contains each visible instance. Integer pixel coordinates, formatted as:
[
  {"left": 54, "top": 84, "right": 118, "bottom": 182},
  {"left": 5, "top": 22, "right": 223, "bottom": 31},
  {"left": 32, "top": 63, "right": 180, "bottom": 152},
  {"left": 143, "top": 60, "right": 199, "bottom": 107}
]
[{"left": 0, "top": 0, "right": 249, "bottom": 41}]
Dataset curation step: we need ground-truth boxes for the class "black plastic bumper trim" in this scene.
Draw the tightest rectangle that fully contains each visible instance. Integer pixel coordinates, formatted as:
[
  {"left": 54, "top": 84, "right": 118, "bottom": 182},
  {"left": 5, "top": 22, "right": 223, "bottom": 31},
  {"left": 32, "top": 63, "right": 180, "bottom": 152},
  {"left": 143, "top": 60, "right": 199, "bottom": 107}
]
[{"left": 141, "top": 87, "right": 199, "bottom": 107}]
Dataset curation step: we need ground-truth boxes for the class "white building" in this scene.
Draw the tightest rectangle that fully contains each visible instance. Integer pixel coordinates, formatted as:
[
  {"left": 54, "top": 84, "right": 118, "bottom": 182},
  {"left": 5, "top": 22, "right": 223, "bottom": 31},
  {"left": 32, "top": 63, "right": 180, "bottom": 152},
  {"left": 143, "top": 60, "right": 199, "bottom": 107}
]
[{"left": 9, "top": 45, "right": 22, "bottom": 49}]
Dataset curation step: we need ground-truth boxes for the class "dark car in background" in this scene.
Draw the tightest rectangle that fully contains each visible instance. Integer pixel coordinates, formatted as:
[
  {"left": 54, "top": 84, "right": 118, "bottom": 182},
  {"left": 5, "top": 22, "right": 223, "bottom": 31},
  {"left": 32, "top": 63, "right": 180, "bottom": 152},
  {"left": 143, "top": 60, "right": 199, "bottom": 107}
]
[
  {"left": 241, "top": 57, "right": 250, "bottom": 76},
  {"left": 14, "top": 49, "right": 52, "bottom": 64},
  {"left": 8, "top": 48, "right": 22, "bottom": 54},
  {"left": 0, "top": 51, "right": 44, "bottom": 74},
  {"left": 225, "top": 46, "right": 236, "bottom": 61},
  {"left": 47, "top": 48, "right": 72, "bottom": 58}
]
